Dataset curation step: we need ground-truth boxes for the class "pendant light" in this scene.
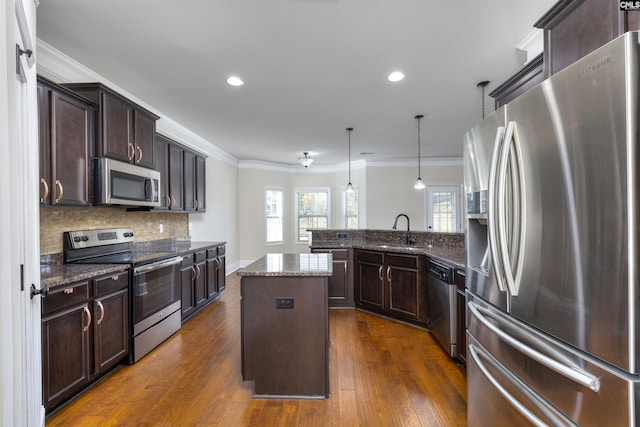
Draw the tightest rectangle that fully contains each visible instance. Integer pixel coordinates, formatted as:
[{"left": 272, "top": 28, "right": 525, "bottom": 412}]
[
  {"left": 477, "top": 80, "right": 490, "bottom": 120},
  {"left": 346, "top": 127, "right": 355, "bottom": 193},
  {"left": 413, "top": 115, "right": 425, "bottom": 190}
]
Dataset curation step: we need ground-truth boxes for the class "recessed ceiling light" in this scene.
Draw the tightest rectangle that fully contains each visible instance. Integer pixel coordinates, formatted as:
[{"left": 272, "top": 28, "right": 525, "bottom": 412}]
[
  {"left": 388, "top": 71, "right": 405, "bottom": 82},
  {"left": 226, "top": 76, "right": 244, "bottom": 86}
]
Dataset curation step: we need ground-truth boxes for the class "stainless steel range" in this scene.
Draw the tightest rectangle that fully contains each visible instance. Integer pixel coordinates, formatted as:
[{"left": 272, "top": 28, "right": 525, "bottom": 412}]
[{"left": 64, "top": 228, "right": 182, "bottom": 363}]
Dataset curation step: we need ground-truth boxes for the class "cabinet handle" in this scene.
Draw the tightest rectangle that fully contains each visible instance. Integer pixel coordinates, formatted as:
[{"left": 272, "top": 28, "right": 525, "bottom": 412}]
[
  {"left": 344, "top": 261, "right": 347, "bottom": 276},
  {"left": 386, "top": 266, "right": 391, "bottom": 283},
  {"left": 378, "top": 266, "right": 383, "bottom": 281},
  {"left": 136, "top": 146, "right": 143, "bottom": 163},
  {"left": 195, "top": 264, "right": 201, "bottom": 279},
  {"left": 111, "top": 275, "right": 119, "bottom": 281},
  {"left": 194, "top": 198, "right": 198, "bottom": 209},
  {"left": 127, "top": 143, "right": 135, "bottom": 161},
  {"left": 97, "top": 301, "right": 105, "bottom": 325},
  {"left": 171, "top": 196, "right": 176, "bottom": 208},
  {"left": 165, "top": 195, "right": 171, "bottom": 208},
  {"left": 83, "top": 306, "right": 92, "bottom": 332},
  {"left": 40, "top": 178, "right": 49, "bottom": 203},
  {"left": 191, "top": 266, "right": 196, "bottom": 282},
  {"left": 54, "top": 180, "right": 64, "bottom": 204}
]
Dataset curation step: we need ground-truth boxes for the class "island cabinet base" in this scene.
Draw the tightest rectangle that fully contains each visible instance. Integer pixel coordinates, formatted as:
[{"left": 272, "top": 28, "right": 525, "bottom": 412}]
[{"left": 241, "top": 276, "right": 329, "bottom": 398}]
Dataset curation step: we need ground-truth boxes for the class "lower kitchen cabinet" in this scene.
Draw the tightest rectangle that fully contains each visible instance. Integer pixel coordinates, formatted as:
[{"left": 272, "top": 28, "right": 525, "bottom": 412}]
[
  {"left": 41, "top": 270, "right": 129, "bottom": 413},
  {"left": 455, "top": 269, "right": 466, "bottom": 366},
  {"left": 355, "top": 249, "right": 427, "bottom": 326},
  {"left": 311, "top": 247, "right": 354, "bottom": 307},
  {"left": 181, "top": 243, "right": 226, "bottom": 322}
]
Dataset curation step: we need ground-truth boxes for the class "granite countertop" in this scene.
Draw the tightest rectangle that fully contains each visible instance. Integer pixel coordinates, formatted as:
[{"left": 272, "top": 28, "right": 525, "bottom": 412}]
[
  {"left": 237, "top": 253, "right": 333, "bottom": 277},
  {"left": 41, "top": 264, "right": 129, "bottom": 289},
  {"left": 41, "top": 240, "right": 227, "bottom": 289},
  {"left": 311, "top": 240, "right": 465, "bottom": 269}
]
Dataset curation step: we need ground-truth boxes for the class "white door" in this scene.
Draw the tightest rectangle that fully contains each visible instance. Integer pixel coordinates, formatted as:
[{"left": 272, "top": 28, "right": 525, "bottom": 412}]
[
  {"left": 425, "top": 185, "right": 462, "bottom": 232},
  {"left": 1, "top": 1, "right": 42, "bottom": 425}
]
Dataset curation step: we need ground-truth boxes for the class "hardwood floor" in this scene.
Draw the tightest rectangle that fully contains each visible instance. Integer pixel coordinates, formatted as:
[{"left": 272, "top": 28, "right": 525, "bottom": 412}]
[{"left": 46, "top": 273, "right": 467, "bottom": 426}]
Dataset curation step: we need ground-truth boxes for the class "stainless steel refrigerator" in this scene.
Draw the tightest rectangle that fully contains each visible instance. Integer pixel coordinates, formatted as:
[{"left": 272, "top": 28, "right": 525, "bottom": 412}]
[{"left": 464, "top": 31, "right": 640, "bottom": 426}]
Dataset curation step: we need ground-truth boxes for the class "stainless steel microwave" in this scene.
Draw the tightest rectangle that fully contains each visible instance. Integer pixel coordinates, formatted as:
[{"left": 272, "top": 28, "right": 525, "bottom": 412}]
[{"left": 94, "top": 158, "right": 160, "bottom": 207}]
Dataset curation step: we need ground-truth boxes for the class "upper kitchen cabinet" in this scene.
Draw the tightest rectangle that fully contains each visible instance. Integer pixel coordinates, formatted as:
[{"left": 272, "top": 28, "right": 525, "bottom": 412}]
[
  {"left": 155, "top": 134, "right": 184, "bottom": 210},
  {"left": 38, "top": 76, "right": 95, "bottom": 208},
  {"left": 63, "top": 83, "right": 159, "bottom": 169},
  {"left": 535, "top": 0, "right": 640, "bottom": 77},
  {"left": 183, "top": 149, "right": 206, "bottom": 212}
]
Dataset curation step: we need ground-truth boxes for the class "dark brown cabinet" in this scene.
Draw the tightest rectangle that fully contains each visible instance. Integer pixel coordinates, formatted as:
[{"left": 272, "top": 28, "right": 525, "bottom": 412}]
[
  {"left": 181, "top": 244, "right": 226, "bottom": 321},
  {"left": 63, "top": 82, "right": 159, "bottom": 169},
  {"left": 154, "top": 133, "right": 205, "bottom": 212},
  {"left": 355, "top": 249, "right": 427, "bottom": 326},
  {"left": 183, "top": 150, "right": 206, "bottom": 212},
  {"left": 490, "top": 54, "right": 544, "bottom": 109},
  {"left": 37, "top": 77, "right": 94, "bottom": 208},
  {"left": 206, "top": 245, "right": 226, "bottom": 299},
  {"left": 41, "top": 270, "right": 129, "bottom": 413},
  {"left": 311, "top": 248, "right": 354, "bottom": 307}
]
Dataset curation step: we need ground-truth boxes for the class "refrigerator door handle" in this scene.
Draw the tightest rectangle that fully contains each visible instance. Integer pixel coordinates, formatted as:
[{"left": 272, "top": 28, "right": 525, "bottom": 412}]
[
  {"left": 469, "top": 301, "right": 601, "bottom": 392},
  {"left": 468, "top": 344, "right": 577, "bottom": 427},
  {"left": 487, "top": 126, "right": 507, "bottom": 292},
  {"left": 498, "top": 121, "right": 526, "bottom": 296}
]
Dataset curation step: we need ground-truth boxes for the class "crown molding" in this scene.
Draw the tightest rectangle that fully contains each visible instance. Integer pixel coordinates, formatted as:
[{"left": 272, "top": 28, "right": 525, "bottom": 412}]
[
  {"left": 367, "top": 157, "right": 462, "bottom": 168},
  {"left": 36, "top": 39, "right": 238, "bottom": 166}
]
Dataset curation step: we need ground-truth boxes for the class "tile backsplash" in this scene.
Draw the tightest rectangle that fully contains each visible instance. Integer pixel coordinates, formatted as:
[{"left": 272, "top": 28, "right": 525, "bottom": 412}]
[{"left": 40, "top": 206, "right": 189, "bottom": 255}]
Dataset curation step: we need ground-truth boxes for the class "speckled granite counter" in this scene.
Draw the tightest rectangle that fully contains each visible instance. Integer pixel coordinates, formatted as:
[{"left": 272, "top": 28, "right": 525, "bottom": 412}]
[
  {"left": 41, "top": 264, "right": 129, "bottom": 289},
  {"left": 311, "top": 241, "right": 465, "bottom": 269},
  {"left": 237, "top": 253, "right": 333, "bottom": 277},
  {"left": 41, "top": 239, "right": 227, "bottom": 288}
]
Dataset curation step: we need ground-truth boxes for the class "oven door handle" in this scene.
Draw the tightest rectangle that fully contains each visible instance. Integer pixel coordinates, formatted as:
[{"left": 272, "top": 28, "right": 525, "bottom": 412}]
[{"left": 134, "top": 256, "right": 183, "bottom": 275}]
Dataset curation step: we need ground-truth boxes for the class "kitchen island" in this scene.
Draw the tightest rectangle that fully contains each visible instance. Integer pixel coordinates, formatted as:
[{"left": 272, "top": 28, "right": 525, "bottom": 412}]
[{"left": 237, "top": 253, "right": 332, "bottom": 398}]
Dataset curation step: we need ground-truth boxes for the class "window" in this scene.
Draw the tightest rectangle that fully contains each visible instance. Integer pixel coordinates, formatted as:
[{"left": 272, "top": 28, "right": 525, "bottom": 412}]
[
  {"left": 426, "top": 186, "right": 461, "bottom": 232},
  {"left": 342, "top": 186, "right": 358, "bottom": 229},
  {"left": 296, "top": 188, "right": 330, "bottom": 243},
  {"left": 265, "top": 187, "right": 283, "bottom": 244}
]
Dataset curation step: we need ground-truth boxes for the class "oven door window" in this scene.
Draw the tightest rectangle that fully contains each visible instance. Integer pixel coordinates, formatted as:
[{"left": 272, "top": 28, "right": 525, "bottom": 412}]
[{"left": 133, "top": 263, "right": 180, "bottom": 324}]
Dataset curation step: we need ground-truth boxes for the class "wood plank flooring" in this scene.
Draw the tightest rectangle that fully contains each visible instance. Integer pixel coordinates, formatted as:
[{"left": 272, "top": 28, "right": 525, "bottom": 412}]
[{"left": 46, "top": 273, "right": 467, "bottom": 426}]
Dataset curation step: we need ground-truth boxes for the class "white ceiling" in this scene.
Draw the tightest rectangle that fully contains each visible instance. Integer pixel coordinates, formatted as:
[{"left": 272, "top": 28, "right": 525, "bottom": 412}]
[{"left": 36, "top": 0, "right": 556, "bottom": 166}]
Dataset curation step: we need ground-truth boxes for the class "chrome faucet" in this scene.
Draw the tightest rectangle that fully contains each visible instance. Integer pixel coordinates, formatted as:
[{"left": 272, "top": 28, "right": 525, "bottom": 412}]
[{"left": 392, "top": 213, "right": 415, "bottom": 245}]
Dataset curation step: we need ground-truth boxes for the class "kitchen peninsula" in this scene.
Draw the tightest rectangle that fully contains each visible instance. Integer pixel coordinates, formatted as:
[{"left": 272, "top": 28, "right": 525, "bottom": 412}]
[{"left": 237, "top": 253, "right": 332, "bottom": 398}]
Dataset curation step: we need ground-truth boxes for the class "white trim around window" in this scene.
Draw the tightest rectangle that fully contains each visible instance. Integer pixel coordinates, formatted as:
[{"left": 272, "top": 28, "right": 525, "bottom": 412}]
[
  {"left": 265, "top": 186, "right": 284, "bottom": 245},
  {"left": 295, "top": 187, "right": 331, "bottom": 244}
]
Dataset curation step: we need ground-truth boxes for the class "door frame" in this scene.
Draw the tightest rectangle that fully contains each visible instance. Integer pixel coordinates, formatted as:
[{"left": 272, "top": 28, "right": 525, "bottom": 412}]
[{"left": 1, "top": 0, "right": 42, "bottom": 425}]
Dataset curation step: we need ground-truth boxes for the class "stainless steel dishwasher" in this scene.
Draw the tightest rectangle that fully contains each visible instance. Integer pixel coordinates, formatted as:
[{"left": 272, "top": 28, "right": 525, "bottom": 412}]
[{"left": 426, "top": 258, "right": 456, "bottom": 357}]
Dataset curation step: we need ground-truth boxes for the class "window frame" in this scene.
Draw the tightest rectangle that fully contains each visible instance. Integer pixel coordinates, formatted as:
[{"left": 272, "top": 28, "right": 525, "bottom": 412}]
[
  {"left": 425, "top": 185, "right": 463, "bottom": 232},
  {"left": 295, "top": 187, "right": 331, "bottom": 244},
  {"left": 265, "top": 186, "right": 284, "bottom": 245},
  {"left": 341, "top": 185, "right": 358, "bottom": 229}
]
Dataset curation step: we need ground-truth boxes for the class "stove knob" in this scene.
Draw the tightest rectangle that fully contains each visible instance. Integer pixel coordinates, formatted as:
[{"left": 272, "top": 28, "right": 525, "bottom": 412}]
[
  {"left": 73, "top": 237, "right": 82, "bottom": 243},
  {"left": 81, "top": 236, "right": 89, "bottom": 242}
]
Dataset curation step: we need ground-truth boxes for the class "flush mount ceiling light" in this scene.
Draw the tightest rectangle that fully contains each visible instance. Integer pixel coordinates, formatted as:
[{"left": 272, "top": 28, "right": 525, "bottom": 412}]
[
  {"left": 414, "top": 114, "right": 425, "bottom": 190},
  {"left": 346, "top": 127, "right": 355, "bottom": 193},
  {"left": 388, "top": 71, "right": 405, "bottom": 82},
  {"left": 298, "top": 152, "right": 314, "bottom": 168},
  {"left": 226, "top": 76, "right": 244, "bottom": 86}
]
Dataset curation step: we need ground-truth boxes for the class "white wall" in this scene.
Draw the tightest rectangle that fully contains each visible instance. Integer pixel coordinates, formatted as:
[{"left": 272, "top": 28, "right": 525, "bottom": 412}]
[
  {"left": 237, "top": 159, "right": 461, "bottom": 263},
  {"left": 366, "top": 160, "right": 463, "bottom": 230}
]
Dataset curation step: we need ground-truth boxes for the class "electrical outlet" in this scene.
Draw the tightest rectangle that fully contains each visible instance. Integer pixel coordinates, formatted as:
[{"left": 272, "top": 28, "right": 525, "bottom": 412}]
[
  {"left": 159, "top": 223, "right": 164, "bottom": 233},
  {"left": 337, "top": 232, "right": 347, "bottom": 238},
  {"left": 276, "top": 297, "right": 294, "bottom": 309},
  {"left": 189, "top": 222, "right": 193, "bottom": 231}
]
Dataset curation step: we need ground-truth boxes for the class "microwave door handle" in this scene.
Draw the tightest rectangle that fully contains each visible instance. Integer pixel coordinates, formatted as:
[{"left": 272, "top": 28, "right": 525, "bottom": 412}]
[
  {"left": 487, "top": 126, "right": 507, "bottom": 292},
  {"left": 144, "top": 178, "right": 153, "bottom": 201}
]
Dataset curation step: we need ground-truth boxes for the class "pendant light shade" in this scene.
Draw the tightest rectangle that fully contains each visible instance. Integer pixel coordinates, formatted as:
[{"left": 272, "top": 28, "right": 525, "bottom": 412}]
[
  {"left": 414, "top": 115, "right": 425, "bottom": 190},
  {"left": 346, "top": 127, "right": 355, "bottom": 192}
]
